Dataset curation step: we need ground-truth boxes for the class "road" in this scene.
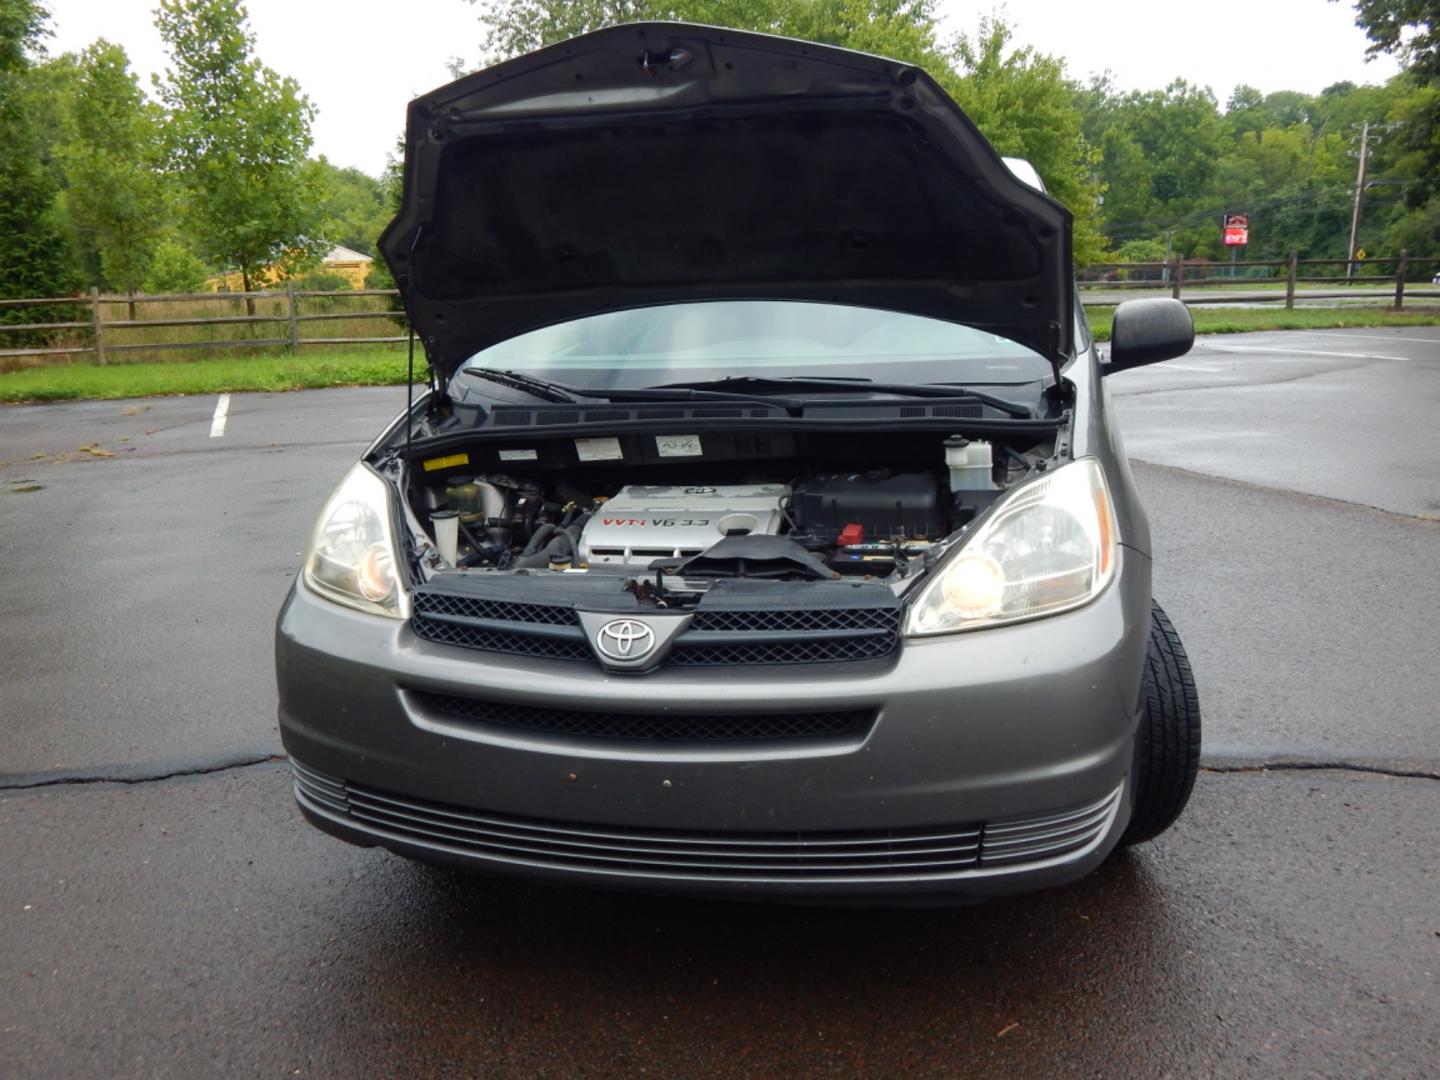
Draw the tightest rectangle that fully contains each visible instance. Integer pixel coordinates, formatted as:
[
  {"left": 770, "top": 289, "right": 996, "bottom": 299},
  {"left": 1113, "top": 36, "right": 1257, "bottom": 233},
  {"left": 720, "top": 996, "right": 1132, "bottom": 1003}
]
[{"left": 2, "top": 328, "right": 1437, "bottom": 1077}]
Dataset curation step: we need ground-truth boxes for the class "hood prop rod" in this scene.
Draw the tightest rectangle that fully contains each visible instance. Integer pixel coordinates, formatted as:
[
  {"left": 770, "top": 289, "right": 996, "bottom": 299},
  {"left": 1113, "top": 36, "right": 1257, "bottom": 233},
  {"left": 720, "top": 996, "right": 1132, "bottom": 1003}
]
[{"left": 403, "top": 223, "right": 428, "bottom": 458}]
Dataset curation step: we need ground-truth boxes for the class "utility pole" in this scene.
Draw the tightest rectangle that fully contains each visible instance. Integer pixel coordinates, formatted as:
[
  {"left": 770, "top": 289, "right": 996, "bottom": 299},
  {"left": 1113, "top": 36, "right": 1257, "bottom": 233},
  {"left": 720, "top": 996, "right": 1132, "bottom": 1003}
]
[{"left": 1346, "top": 121, "right": 1372, "bottom": 283}]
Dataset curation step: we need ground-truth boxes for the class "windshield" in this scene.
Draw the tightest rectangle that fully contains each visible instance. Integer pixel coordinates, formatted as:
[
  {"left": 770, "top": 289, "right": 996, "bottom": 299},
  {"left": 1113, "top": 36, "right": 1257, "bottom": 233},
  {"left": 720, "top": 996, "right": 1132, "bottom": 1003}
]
[{"left": 459, "top": 301, "right": 1052, "bottom": 391}]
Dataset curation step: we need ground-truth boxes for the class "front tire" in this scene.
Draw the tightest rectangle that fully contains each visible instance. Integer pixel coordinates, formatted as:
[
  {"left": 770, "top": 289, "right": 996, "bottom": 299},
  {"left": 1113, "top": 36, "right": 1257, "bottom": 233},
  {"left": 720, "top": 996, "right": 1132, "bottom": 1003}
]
[{"left": 1121, "top": 601, "right": 1201, "bottom": 844}]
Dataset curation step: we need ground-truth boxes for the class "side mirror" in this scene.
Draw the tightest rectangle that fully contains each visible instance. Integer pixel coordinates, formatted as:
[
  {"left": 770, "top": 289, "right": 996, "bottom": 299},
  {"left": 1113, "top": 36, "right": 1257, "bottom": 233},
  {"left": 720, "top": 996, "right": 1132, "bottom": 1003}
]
[{"left": 1104, "top": 298, "right": 1194, "bottom": 373}]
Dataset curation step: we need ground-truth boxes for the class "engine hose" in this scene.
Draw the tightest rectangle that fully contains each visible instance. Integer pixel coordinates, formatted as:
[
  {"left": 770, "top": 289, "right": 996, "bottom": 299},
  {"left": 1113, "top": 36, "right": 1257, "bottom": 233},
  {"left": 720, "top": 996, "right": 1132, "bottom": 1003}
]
[
  {"left": 515, "top": 520, "right": 587, "bottom": 569},
  {"left": 514, "top": 534, "right": 570, "bottom": 569},
  {"left": 458, "top": 520, "right": 487, "bottom": 551},
  {"left": 522, "top": 522, "right": 558, "bottom": 557}
]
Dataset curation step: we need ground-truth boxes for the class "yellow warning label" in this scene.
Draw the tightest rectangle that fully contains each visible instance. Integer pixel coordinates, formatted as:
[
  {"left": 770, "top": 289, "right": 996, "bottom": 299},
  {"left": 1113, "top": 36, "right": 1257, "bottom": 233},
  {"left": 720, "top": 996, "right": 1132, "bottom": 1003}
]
[
  {"left": 422, "top": 452, "right": 469, "bottom": 472},
  {"left": 1356, "top": 248, "right": 1367, "bottom": 261}
]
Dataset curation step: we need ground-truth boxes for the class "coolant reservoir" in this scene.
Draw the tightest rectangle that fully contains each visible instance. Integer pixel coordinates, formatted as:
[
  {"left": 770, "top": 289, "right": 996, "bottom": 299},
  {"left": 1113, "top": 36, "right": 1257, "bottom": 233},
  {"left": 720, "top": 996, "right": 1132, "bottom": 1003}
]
[{"left": 945, "top": 437, "right": 996, "bottom": 491}]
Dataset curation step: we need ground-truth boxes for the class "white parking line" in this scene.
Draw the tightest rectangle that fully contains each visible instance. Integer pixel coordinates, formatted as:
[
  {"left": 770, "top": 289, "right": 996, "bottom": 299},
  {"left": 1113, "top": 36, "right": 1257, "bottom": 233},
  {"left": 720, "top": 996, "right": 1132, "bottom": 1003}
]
[
  {"left": 1199, "top": 344, "right": 1407, "bottom": 362},
  {"left": 209, "top": 393, "right": 231, "bottom": 438},
  {"left": 1280, "top": 332, "right": 1440, "bottom": 345}
]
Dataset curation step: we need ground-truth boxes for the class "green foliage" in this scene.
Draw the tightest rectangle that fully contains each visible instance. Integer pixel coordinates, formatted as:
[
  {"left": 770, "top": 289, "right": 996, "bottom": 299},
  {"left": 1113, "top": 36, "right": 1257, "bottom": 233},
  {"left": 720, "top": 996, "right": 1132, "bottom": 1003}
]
[
  {"left": 1075, "top": 67, "right": 1440, "bottom": 264},
  {"left": 56, "top": 40, "right": 163, "bottom": 293},
  {"left": 0, "top": 0, "right": 46, "bottom": 74},
  {"left": 1113, "top": 239, "right": 1168, "bottom": 262},
  {"left": 473, "top": 0, "right": 942, "bottom": 67},
  {"left": 0, "top": 0, "right": 82, "bottom": 311},
  {"left": 942, "top": 17, "right": 1105, "bottom": 264},
  {"left": 1352, "top": 0, "right": 1440, "bottom": 78},
  {"left": 306, "top": 157, "right": 392, "bottom": 256},
  {"left": 366, "top": 135, "right": 404, "bottom": 293},
  {"left": 1350, "top": 2, "right": 1440, "bottom": 209},
  {"left": 142, "top": 239, "right": 210, "bottom": 293},
  {"left": 153, "top": 0, "right": 324, "bottom": 294}
]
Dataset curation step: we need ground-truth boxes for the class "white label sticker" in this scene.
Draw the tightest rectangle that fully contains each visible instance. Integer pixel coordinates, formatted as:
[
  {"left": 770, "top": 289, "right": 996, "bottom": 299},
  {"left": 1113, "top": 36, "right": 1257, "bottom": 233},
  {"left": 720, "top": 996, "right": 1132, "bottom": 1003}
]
[
  {"left": 497, "top": 448, "right": 538, "bottom": 462},
  {"left": 655, "top": 434, "right": 703, "bottom": 458},
  {"left": 574, "top": 437, "right": 624, "bottom": 462}
]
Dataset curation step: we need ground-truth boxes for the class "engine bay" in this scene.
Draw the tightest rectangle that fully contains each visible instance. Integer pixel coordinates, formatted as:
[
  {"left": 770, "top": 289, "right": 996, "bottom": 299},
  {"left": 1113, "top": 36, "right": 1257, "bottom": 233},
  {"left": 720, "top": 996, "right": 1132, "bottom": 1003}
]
[{"left": 393, "top": 427, "right": 1055, "bottom": 591}]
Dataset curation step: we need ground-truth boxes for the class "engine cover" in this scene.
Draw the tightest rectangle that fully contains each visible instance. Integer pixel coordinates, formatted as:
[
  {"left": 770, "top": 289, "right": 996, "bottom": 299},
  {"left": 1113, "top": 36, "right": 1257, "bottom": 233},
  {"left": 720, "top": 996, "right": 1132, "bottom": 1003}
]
[{"left": 580, "top": 484, "right": 790, "bottom": 567}]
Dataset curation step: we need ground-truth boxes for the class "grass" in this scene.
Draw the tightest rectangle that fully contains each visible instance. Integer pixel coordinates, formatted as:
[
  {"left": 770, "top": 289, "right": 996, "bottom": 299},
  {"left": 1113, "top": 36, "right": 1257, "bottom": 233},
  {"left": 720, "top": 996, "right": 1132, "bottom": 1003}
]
[
  {"left": 6, "top": 305, "right": 1440, "bottom": 403},
  {"left": 1085, "top": 304, "right": 1440, "bottom": 342},
  {"left": 0, "top": 346, "right": 411, "bottom": 403}
]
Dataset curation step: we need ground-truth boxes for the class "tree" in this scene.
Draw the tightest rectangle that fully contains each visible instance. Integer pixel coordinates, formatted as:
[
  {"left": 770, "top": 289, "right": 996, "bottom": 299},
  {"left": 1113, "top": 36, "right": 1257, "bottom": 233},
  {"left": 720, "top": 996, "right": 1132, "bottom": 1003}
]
[
  {"left": 942, "top": 17, "right": 1106, "bottom": 264},
  {"left": 0, "top": 0, "right": 81, "bottom": 314},
  {"left": 365, "top": 138, "right": 404, "bottom": 293},
  {"left": 1351, "top": 1, "right": 1440, "bottom": 201},
  {"left": 471, "top": 0, "right": 942, "bottom": 68},
  {"left": 306, "top": 157, "right": 392, "bottom": 256},
  {"left": 1352, "top": 0, "right": 1440, "bottom": 77},
  {"left": 152, "top": 0, "right": 323, "bottom": 313},
  {"left": 57, "top": 41, "right": 164, "bottom": 310},
  {"left": 142, "top": 239, "right": 210, "bottom": 293}
]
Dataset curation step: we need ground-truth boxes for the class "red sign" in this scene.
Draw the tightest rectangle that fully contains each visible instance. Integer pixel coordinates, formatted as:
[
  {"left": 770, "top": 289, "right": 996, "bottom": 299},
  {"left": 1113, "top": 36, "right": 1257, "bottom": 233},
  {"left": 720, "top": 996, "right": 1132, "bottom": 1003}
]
[{"left": 1223, "top": 212, "right": 1249, "bottom": 246}]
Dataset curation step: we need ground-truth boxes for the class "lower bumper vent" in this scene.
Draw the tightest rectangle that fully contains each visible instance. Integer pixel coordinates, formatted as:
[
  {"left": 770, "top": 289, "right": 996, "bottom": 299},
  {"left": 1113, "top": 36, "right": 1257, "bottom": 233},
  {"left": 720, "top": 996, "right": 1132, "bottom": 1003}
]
[{"left": 409, "top": 689, "right": 874, "bottom": 743}]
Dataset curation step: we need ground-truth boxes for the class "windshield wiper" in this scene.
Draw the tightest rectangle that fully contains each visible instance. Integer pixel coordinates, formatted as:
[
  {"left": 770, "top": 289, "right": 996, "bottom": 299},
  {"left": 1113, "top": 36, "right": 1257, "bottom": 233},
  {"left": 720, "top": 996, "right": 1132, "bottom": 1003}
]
[
  {"left": 464, "top": 367, "right": 576, "bottom": 403},
  {"left": 653, "top": 376, "right": 1034, "bottom": 419},
  {"left": 463, "top": 367, "right": 802, "bottom": 410}
]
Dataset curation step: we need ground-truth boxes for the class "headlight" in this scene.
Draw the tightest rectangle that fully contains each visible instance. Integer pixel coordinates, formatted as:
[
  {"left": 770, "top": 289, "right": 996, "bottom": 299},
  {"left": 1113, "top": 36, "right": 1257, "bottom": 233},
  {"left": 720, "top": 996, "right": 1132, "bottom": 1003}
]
[
  {"left": 906, "top": 457, "right": 1117, "bottom": 636},
  {"left": 302, "top": 463, "right": 408, "bottom": 619}
]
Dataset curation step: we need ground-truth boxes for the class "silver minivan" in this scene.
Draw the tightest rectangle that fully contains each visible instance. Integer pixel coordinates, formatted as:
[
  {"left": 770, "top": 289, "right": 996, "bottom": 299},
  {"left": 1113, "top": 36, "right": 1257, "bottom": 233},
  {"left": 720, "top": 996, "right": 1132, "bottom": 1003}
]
[{"left": 277, "top": 23, "right": 1201, "bottom": 901}]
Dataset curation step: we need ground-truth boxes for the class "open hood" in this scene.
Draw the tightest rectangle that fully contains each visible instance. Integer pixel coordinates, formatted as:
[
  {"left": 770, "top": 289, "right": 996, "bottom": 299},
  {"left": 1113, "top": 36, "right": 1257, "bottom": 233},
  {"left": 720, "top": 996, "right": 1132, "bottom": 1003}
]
[{"left": 380, "top": 23, "right": 1075, "bottom": 389}]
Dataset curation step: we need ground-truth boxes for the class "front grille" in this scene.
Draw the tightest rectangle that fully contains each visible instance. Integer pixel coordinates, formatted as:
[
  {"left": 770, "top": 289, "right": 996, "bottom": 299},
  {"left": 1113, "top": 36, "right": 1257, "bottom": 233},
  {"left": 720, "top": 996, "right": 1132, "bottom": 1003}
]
[
  {"left": 414, "top": 594, "right": 574, "bottom": 626},
  {"left": 410, "top": 592, "right": 592, "bottom": 661},
  {"left": 409, "top": 585, "right": 901, "bottom": 668},
  {"left": 409, "top": 690, "right": 874, "bottom": 742},
  {"left": 670, "top": 605, "right": 901, "bottom": 665},
  {"left": 291, "top": 760, "right": 1123, "bottom": 883},
  {"left": 688, "top": 608, "right": 897, "bottom": 634},
  {"left": 668, "top": 637, "right": 895, "bottom": 665}
]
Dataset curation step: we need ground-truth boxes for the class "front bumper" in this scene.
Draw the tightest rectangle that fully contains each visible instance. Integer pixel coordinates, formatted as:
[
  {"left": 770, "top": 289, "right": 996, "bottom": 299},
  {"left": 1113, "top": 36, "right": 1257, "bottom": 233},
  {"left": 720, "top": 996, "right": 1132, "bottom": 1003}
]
[{"left": 276, "top": 549, "right": 1152, "bottom": 899}]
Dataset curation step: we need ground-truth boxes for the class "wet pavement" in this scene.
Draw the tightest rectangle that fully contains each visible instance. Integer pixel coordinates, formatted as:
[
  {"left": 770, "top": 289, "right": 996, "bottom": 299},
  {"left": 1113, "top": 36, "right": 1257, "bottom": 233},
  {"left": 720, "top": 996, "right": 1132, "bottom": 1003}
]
[{"left": 2, "top": 329, "right": 1437, "bottom": 1077}]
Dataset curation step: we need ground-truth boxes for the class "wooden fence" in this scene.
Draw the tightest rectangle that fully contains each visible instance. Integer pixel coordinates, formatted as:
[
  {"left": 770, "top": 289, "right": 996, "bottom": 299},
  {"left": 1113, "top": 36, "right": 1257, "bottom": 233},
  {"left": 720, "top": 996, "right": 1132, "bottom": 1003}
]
[
  {"left": 0, "top": 283, "right": 405, "bottom": 365},
  {"left": 1078, "top": 252, "right": 1440, "bottom": 309},
  {"left": 4, "top": 254, "right": 1439, "bottom": 366}
]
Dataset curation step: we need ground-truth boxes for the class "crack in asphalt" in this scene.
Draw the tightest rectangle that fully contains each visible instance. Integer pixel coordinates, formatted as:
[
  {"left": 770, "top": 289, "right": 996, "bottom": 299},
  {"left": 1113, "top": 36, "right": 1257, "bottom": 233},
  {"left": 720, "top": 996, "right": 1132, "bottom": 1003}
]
[
  {"left": 1129, "top": 458, "right": 1440, "bottom": 523},
  {"left": 1202, "top": 762, "right": 1440, "bottom": 781},
  {"left": 0, "top": 754, "right": 286, "bottom": 792},
  {"left": 2, "top": 753, "right": 1434, "bottom": 794}
]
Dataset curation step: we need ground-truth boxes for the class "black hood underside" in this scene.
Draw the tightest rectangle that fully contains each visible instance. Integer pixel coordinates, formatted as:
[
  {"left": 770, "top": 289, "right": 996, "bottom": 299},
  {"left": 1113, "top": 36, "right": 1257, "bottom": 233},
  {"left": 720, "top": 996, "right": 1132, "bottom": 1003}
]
[{"left": 380, "top": 23, "right": 1075, "bottom": 387}]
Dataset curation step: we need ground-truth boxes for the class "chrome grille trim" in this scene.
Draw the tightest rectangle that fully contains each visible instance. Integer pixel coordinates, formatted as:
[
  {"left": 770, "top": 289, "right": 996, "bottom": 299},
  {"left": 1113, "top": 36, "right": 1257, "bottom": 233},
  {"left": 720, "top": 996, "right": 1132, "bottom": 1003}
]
[
  {"left": 291, "top": 760, "right": 1124, "bottom": 884},
  {"left": 979, "top": 787, "right": 1124, "bottom": 865}
]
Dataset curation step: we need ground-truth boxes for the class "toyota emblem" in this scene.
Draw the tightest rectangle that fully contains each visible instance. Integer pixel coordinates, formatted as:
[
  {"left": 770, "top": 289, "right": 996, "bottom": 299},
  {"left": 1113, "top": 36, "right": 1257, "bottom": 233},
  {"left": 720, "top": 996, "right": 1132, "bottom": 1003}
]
[{"left": 595, "top": 619, "right": 657, "bottom": 662}]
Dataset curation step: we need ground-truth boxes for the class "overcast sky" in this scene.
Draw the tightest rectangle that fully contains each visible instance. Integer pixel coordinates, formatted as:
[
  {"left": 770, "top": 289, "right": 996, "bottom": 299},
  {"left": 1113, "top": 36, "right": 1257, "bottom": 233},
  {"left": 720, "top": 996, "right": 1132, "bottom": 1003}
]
[{"left": 42, "top": 0, "right": 1399, "bottom": 176}]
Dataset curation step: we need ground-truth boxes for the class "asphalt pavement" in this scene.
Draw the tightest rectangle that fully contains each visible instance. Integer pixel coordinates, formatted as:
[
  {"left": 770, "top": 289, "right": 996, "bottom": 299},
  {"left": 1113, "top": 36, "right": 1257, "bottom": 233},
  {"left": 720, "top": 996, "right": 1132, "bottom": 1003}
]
[{"left": 2, "top": 328, "right": 1437, "bottom": 1077}]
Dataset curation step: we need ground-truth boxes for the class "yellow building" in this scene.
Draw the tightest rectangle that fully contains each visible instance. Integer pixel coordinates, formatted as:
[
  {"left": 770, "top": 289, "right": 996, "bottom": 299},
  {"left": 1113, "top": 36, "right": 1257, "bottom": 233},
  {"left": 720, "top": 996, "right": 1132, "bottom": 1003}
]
[{"left": 208, "top": 245, "right": 374, "bottom": 292}]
